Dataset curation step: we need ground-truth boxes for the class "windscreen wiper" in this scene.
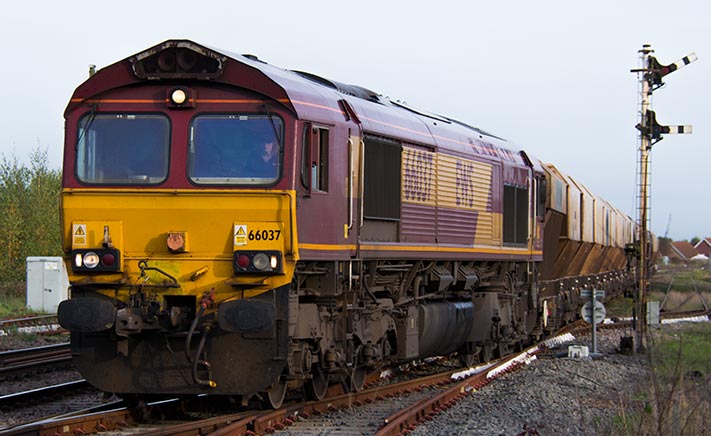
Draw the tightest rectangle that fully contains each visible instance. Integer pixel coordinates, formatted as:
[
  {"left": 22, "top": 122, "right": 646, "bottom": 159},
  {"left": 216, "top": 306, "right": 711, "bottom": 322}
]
[
  {"left": 262, "top": 102, "right": 282, "bottom": 145},
  {"left": 75, "top": 104, "right": 99, "bottom": 149}
]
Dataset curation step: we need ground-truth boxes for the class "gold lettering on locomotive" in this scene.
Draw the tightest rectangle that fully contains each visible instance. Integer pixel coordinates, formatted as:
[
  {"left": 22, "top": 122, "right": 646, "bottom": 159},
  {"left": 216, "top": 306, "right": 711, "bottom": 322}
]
[
  {"left": 437, "top": 154, "right": 493, "bottom": 211},
  {"left": 402, "top": 148, "right": 434, "bottom": 204},
  {"left": 456, "top": 160, "right": 476, "bottom": 208}
]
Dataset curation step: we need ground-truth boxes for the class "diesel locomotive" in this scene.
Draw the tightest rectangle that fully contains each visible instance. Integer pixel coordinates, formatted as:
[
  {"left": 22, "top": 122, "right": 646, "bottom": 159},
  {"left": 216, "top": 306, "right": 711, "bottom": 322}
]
[{"left": 57, "top": 40, "right": 640, "bottom": 408}]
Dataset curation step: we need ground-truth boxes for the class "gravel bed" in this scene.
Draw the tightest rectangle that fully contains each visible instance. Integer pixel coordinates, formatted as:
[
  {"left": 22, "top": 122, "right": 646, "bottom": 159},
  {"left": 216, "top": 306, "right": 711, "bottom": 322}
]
[
  {"left": 410, "top": 327, "right": 647, "bottom": 436},
  {"left": 0, "top": 333, "right": 68, "bottom": 351},
  {"left": 269, "top": 328, "right": 649, "bottom": 436},
  {"left": 268, "top": 327, "right": 652, "bottom": 435}
]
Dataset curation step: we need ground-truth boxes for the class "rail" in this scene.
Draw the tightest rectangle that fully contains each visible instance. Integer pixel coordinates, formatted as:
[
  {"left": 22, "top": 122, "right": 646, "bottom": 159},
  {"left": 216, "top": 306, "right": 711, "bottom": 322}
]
[{"left": 0, "top": 343, "right": 71, "bottom": 377}]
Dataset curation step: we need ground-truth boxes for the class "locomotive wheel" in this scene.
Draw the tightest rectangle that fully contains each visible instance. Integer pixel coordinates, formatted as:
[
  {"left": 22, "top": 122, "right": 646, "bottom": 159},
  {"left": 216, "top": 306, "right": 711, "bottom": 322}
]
[
  {"left": 350, "top": 366, "right": 367, "bottom": 392},
  {"left": 494, "top": 341, "right": 509, "bottom": 359},
  {"left": 458, "top": 342, "right": 479, "bottom": 368},
  {"left": 262, "top": 376, "right": 287, "bottom": 409},
  {"left": 122, "top": 395, "right": 150, "bottom": 422},
  {"left": 479, "top": 344, "right": 493, "bottom": 363},
  {"left": 304, "top": 364, "right": 329, "bottom": 401}
]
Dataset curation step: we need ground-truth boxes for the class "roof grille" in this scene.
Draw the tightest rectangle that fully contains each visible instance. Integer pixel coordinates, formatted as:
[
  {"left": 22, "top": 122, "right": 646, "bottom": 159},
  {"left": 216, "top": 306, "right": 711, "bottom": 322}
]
[{"left": 131, "top": 41, "right": 224, "bottom": 80}]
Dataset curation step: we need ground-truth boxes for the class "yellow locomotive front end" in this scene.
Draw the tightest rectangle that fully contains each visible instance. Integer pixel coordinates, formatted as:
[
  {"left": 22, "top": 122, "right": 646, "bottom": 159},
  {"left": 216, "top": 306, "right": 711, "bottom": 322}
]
[
  {"left": 60, "top": 189, "right": 296, "bottom": 397},
  {"left": 63, "top": 189, "right": 296, "bottom": 303},
  {"left": 57, "top": 41, "right": 300, "bottom": 404}
]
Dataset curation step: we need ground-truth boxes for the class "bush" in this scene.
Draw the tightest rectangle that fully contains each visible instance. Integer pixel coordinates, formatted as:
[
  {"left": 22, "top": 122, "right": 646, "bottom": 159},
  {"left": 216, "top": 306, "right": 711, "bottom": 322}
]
[{"left": 0, "top": 148, "right": 62, "bottom": 284}]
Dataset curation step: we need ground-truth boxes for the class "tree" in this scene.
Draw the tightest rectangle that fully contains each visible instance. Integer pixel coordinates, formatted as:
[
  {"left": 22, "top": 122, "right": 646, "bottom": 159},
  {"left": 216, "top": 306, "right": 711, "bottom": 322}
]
[
  {"left": 690, "top": 236, "right": 701, "bottom": 246},
  {"left": 0, "top": 148, "right": 61, "bottom": 283}
]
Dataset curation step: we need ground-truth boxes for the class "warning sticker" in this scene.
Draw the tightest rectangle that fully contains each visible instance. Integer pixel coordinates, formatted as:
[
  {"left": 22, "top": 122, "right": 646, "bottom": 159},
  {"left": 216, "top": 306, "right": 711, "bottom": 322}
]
[
  {"left": 73, "top": 224, "right": 87, "bottom": 246},
  {"left": 234, "top": 224, "right": 247, "bottom": 246}
]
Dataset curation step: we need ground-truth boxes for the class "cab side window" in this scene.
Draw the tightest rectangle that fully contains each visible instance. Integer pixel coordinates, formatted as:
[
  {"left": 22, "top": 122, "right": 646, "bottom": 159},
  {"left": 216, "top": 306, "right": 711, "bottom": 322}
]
[{"left": 301, "top": 124, "right": 329, "bottom": 193}]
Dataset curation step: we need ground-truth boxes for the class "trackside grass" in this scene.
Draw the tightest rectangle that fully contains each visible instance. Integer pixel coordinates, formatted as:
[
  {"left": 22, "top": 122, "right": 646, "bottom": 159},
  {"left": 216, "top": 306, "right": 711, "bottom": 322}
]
[
  {"left": 613, "top": 321, "right": 711, "bottom": 436},
  {"left": 608, "top": 265, "right": 710, "bottom": 435},
  {"left": 0, "top": 281, "right": 28, "bottom": 319}
]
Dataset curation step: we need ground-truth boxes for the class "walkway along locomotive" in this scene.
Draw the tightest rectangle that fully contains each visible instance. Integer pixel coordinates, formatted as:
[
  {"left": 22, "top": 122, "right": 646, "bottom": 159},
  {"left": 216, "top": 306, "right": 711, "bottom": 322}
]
[{"left": 57, "top": 40, "right": 641, "bottom": 408}]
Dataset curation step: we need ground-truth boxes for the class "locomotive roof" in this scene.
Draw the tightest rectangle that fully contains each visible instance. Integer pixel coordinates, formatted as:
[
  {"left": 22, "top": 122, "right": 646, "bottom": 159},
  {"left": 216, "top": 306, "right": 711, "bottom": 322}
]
[{"left": 67, "top": 39, "right": 526, "bottom": 165}]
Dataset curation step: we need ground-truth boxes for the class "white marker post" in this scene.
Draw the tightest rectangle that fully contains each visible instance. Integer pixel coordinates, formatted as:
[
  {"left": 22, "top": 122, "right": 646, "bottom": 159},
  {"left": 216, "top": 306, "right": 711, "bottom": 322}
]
[{"left": 580, "top": 289, "right": 605, "bottom": 354}]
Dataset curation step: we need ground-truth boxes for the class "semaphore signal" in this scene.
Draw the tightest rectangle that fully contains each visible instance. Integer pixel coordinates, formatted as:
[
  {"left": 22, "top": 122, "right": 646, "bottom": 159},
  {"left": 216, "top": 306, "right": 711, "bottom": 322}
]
[
  {"left": 638, "top": 110, "right": 693, "bottom": 144},
  {"left": 630, "top": 44, "right": 697, "bottom": 352},
  {"left": 646, "top": 52, "right": 698, "bottom": 89}
]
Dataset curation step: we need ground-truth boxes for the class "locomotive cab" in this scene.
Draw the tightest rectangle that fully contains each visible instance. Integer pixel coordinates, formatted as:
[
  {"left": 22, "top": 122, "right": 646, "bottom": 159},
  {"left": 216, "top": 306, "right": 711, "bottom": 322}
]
[{"left": 58, "top": 41, "right": 301, "bottom": 405}]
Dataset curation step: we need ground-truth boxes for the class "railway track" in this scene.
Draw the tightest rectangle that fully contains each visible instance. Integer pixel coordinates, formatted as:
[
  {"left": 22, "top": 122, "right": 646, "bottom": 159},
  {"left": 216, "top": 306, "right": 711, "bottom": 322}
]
[
  {"left": 0, "top": 343, "right": 71, "bottom": 377},
  {"left": 0, "top": 330, "right": 579, "bottom": 436},
  {"left": 0, "top": 342, "right": 100, "bottom": 427},
  {"left": 0, "top": 309, "right": 707, "bottom": 436}
]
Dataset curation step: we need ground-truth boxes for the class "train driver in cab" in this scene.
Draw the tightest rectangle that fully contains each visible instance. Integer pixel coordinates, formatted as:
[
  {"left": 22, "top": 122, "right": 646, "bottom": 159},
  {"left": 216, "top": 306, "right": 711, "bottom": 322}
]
[{"left": 251, "top": 140, "right": 279, "bottom": 179}]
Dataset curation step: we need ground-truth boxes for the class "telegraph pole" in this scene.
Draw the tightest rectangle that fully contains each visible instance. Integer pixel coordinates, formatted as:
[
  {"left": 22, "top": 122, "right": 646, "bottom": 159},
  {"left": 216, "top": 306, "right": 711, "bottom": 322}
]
[{"left": 631, "top": 45, "right": 696, "bottom": 352}]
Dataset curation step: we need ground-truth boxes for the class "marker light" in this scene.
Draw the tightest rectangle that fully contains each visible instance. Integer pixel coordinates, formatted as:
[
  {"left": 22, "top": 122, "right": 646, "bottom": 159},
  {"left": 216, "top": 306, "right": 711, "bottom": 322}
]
[
  {"left": 237, "top": 254, "right": 250, "bottom": 269},
  {"left": 101, "top": 252, "right": 116, "bottom": 267},
  {"left": 171, "top": 89, "right": 187, "bottom": 105},
  {"left": 270, "top": 255, "right": 278, "bottom": 269}
]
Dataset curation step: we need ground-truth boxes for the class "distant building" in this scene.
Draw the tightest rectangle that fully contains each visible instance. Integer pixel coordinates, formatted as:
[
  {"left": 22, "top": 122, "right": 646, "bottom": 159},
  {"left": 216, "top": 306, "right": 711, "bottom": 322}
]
[
  {"left": 693, "top": 237, "right": 711, "bottom": 257},
  {"left": 668, "top": 240, "right": 699, "bottom": 263}
]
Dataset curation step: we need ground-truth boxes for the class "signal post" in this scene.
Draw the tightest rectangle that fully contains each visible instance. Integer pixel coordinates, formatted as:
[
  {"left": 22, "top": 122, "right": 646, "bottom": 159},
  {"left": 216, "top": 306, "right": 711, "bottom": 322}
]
[{"left": 630, "top": 45, "right": 695, "bottom": 352}]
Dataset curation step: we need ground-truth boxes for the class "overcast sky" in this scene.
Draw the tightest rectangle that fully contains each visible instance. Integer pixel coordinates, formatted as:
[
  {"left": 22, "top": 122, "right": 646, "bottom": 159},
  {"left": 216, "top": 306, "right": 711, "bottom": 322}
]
[{"left": 1, "top": 0, "right": 707, "bottom": 241}]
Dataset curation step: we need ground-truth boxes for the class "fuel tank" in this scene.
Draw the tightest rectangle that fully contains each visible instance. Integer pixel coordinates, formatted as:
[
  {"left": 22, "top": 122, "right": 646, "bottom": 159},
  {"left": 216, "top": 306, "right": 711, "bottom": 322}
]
[{"left": 417, "top": 301, "right": 474, "bottom": 358}]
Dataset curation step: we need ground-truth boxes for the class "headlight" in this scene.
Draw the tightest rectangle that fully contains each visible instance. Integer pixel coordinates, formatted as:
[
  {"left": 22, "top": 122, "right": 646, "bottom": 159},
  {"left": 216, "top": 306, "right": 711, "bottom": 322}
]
[
  {"left": 252, "top": 253, "right": 269, "bottom": 270},
  {"left": 83, "top": 252, "right": 100, "bottom": 268},
  {"left": 171, "top": 88, "right": 187, "bottom": 105},
  {"left": 165, "top": 86, "right": 195, "bottom": 108}
]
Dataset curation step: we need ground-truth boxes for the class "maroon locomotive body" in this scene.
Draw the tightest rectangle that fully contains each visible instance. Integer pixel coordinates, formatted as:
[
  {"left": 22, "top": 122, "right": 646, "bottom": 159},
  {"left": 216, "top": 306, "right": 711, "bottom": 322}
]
[{"left": 57, "top": 40, "right": 636, "bottom": 407}]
